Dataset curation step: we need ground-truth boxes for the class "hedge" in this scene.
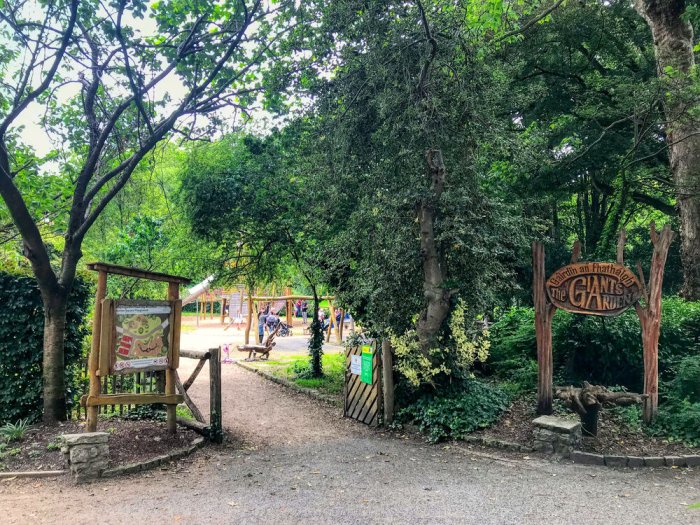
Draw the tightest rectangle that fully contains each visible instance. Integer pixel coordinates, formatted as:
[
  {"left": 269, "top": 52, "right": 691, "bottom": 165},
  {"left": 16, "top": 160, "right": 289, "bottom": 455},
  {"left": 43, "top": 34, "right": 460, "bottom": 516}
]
[{"left": 0, "top": 272, "right": 90, "bottom": 424}]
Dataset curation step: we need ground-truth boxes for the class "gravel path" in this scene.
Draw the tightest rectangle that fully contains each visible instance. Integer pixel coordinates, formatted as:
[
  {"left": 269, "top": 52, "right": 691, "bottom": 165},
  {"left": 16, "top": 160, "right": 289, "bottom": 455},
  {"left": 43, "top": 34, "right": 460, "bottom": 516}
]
[{"left": 3, "top": 366, "right": 700, "bottom": 524}]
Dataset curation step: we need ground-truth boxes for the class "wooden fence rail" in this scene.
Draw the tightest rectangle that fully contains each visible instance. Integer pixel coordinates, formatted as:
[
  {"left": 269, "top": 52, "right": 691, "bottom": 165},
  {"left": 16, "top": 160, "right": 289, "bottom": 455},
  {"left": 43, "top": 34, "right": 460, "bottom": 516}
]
[
  {"left": 71, "top": 347, "right": 223, "bottom": 443},
  {"left": 176, "top": 347, "right": 223, "bottom": 443}
]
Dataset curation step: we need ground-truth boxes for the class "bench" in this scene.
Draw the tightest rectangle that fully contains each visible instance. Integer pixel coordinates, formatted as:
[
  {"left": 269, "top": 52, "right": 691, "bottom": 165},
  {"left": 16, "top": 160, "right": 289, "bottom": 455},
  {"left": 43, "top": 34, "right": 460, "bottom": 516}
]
[{"left": 237, "top": 325, "right": 279, "bottom": 360}]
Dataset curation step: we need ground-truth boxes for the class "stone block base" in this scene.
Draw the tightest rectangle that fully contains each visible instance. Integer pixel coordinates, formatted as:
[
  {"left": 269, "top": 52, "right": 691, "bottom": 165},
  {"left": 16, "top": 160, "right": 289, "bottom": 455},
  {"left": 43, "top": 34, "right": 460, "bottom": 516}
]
[
  {"left": 532, "top": 416, "right": 582, "bottom": 459},
  {"left": 61, "top": 432, "right": 110, "bottom": 483}
]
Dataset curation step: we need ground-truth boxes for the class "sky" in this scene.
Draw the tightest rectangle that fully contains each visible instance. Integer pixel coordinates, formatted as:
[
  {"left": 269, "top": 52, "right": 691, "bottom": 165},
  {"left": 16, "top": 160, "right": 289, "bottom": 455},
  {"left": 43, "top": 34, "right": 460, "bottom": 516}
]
[{"left": 5, "top": 3, "right": 281, "bottom": 161}]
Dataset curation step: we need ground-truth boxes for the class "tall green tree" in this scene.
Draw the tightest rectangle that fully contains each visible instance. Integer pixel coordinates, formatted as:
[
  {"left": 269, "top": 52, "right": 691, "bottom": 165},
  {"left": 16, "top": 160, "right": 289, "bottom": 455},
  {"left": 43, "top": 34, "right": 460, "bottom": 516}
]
[
  {"left": 634, "top": 0, "right": 700, "bottom": 299},
  {"left": 0, "top": 0, "right": 294, "bottom": 422}
]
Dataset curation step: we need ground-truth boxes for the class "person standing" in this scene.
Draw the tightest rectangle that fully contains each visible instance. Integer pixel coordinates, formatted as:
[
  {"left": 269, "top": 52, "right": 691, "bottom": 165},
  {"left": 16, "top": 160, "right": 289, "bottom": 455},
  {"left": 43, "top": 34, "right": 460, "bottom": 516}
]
[
  {"left": 258, "top": 309, "right": 267, "bottom": 344},
  {"left": 301, "top": 300, "right": 308, "bottom": 325}
]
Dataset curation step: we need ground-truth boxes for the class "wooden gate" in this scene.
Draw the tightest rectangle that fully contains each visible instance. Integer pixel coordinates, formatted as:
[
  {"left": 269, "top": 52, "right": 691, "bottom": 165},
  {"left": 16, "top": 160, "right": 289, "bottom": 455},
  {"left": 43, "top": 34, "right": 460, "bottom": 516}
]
[{"left": 344, "top": 343, "right": 382, "bottom": 426}]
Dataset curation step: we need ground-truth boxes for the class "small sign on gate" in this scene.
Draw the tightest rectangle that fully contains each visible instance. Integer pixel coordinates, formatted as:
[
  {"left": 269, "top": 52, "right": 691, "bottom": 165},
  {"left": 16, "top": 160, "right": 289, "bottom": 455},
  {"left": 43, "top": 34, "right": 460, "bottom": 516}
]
[
  {"left": 350, "top": 354, "right": 362, "bottom": 375},
  {"left": 360, "top": 345, "right": 373, "bottom": 385}
]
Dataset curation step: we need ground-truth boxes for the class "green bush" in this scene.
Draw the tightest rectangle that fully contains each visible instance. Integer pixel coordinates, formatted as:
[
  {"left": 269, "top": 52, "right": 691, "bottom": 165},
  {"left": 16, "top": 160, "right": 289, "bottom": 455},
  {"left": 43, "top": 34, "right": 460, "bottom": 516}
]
[
  {"left": 668, "top": 355, "right": 700, "bottom": 402},
  {"left": 650, "top": 401, "right": 700, "bottom": 447},
  {"left": 397, "top": 380, "right": 511, "bottom": 443},
  {"left": 0, "top": 272, "right": 90, "bottom": 424}
]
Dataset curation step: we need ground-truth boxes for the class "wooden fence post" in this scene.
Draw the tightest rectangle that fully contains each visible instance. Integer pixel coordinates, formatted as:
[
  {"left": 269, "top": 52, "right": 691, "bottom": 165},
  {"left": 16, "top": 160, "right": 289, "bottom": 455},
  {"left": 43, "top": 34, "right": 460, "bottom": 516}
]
[
  {"left": 326, "top": 302, "right": 334, "bottom": 343},
  {"left": 533, "top": 241, "right": 555, "bottom": 415},
  {"left": 245, "top": 291, "right": 253, "bottom": 344},
  {"left": 220, "top": 297, "right": 226, "bottom": 324},
  {"left": 209, "top": 346, "right": 223, "bottom": 443},
  {"left": 634, "top": 223, "right": 674, "bottom": 423},
  {"left": 87, "top": 270, "right": 108, "bottom": 432},
  {"left": 382, "top": 339, "right": 395, "bottom": 424},
  {"left": 165, "top": 282, "right": 179, "bottom": 433}
]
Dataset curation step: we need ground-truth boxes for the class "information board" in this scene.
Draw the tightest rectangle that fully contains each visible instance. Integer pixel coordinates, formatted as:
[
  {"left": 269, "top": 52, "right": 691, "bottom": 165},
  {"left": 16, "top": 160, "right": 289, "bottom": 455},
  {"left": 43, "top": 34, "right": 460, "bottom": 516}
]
[{"left": 112, "top": 302, "right": 172, "bottom": 373}]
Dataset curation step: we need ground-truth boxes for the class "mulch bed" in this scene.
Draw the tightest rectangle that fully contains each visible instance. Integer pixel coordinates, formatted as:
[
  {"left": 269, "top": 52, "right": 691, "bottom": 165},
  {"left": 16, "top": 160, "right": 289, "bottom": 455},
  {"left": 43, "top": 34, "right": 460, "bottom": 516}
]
[
  {"left": 473, "top": 395, "right": 700, "bottom": 457},
  {"left": 0, "top": 419, "right": 198, "bottom": 473}
]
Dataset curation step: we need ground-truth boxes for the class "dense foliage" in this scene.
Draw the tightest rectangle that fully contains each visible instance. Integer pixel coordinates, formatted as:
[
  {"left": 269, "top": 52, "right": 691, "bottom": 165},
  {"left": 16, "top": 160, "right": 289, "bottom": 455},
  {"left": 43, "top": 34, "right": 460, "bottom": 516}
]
[
  {"left": 0, "top": 273, "right": 89, "bottom": 424},
  {"left": 488, "top": 298, "right": 700, "bottom": 393},
  {"left": 397, "top": 380, "right": 511, "bottom": 443}
]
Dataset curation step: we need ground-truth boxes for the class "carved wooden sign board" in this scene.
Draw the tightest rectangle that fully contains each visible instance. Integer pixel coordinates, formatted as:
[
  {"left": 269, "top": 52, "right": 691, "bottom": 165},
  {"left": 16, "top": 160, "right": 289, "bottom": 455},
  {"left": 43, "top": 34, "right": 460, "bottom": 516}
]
[{"left": 546, "top": 262, "right": 642, "bottom": 316}]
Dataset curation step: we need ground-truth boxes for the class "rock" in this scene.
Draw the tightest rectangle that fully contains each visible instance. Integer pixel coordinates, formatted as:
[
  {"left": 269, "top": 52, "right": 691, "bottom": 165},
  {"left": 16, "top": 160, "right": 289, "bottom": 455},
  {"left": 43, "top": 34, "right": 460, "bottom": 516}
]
[
  {"left": 604, "top": 455, "right": 628, "bottom": 468},
  {"left": 643, "top": 456, "right": 665, "bottom": 467},
  {"left": 571, "top": 451, "right": 605, "bottom": 465},
  {"left": 684, "top": 455, "right": 700, "bottom": 467},
  {"left": 532, "top": 416, "right": 581, "bottom": 435},
  {"left": 664, "top": 456, "right": 685, "bottom": 467},
  {"left": 61, "top": 433, "right": 109, "bottom": 446},
  {"left": 627, "top": 456, "right": 645, "bottom": 468}
]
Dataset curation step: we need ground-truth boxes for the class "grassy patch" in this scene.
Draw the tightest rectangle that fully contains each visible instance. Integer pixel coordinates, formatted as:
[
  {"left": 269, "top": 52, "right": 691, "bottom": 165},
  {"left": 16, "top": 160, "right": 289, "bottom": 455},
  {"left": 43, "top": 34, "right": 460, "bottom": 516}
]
[{"left": 250, "top": 353, "right": 344, "bottom": 397}]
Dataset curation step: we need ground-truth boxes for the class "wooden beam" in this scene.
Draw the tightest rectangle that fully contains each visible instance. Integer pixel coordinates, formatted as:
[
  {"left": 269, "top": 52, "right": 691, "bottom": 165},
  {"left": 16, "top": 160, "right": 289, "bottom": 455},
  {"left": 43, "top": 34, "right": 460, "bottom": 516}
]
[
  {"left": 98, "top": 299, "right": 114, "bottom": 376},
  {"left": 382, "top": 339, "right": 395, "bottom": 424},
  {"left": 174, "top": 371, "right": 205, "bottom": 423},
  {"left": 180, "top": 349, "right": 212, "bottom": 360},
  {"left": 245, "top": 290, "right": 253, "bottom": 344},
  {"left": 176, "top": 416, "right": 209, "bottom": 435},
  {"left": 209, "top": 347, "right": 223, "bottom": 443},
  {"left": 533, "top": 241, "right": 555, "bottom": 415},
  {"left": 87, "top": 270, "right": 107, "bottom": 432},
  {"left": 87, "top": 262, "right": 191, "bottom": 284},
  {"left": 85, "top": 393, "right": 183, "bottom": 407},
  {"left": 182, "top": 356, "right": 208, "bottom": 390},
  {"left": 166, "top": 282, "right": 179, "bottom": 433}
]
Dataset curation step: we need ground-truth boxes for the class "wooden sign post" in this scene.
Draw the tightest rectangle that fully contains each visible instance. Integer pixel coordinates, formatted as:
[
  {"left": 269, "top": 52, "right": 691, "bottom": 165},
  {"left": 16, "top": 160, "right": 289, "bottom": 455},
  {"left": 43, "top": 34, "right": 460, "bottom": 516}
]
[
  {"left": 85, "top": 263, "right": 190, "bottom": 433},
  {"left": 533, "top": 224, "right": 674, "bottom": 423}
]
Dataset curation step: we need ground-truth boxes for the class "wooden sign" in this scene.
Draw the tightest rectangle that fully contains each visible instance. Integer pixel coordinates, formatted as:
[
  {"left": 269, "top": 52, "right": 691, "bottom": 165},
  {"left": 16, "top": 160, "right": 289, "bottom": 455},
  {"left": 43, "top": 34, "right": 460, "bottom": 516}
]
[
  {"left": 546, "top": 262, "right": 642, "bottom": 316},
  {"left": 100, "top": 300, "right": 179, "bottom": 375}
]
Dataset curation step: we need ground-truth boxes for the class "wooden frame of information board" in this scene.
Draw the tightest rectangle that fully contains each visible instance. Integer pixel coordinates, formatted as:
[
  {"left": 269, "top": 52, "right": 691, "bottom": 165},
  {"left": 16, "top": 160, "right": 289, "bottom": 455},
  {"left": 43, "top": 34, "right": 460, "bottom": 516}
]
[
  {"left": 85, "top": 263, "right": 190, "bottom": 433},
  {"left": 532, "top": 224, "right": 674, "bottom": 423}
]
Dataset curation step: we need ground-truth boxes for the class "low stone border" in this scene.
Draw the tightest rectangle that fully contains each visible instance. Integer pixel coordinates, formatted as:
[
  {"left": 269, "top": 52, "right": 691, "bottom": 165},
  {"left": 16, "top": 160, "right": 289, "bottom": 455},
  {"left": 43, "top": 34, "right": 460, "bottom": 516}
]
[
  {"left": 571, "top": 450, "right": 700, "bottom": 468},
  {"left": 236, "top": 361, "right": 341, "bottom": 407},
  {"left": 101, "top": 436, "right": 205, "bottom": 478},
  {"left": 461, "top": 434, "right": 533, "bottom": 453},
  {"left": 0, "top": 470, "right": 66, "bottom": 479}
]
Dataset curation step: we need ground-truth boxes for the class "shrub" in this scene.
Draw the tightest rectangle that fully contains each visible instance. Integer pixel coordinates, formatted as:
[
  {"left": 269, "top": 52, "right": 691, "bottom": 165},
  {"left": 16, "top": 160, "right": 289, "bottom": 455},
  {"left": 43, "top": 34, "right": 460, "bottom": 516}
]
[
  {"left": 668, "top": 355, "right": 700, "bottom": 403},
  {"left": 397, "top": 379, "right": 511, "bottom": 443},
  {"left": 650, "top": 400, "right": 700, "bottom": 447},
  {"left": 0, "top": 419, "right": 29, "bottom": 442},
  {"left": 0, "top": 273, "right": 90, "bottom": 424}
]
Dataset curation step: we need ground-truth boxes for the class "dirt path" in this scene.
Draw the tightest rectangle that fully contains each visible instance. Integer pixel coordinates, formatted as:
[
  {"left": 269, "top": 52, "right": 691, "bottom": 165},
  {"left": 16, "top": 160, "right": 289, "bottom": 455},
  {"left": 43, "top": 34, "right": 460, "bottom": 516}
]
[{"left": 3, "top": 367, "right": 700, "bottom": 524}]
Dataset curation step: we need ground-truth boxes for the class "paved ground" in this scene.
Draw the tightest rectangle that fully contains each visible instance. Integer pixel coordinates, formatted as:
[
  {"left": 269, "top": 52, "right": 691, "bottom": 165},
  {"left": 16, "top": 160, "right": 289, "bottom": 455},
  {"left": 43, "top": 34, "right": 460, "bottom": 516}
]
[{"left": 3, "top": 364, "right": 700, "bottom": 524}]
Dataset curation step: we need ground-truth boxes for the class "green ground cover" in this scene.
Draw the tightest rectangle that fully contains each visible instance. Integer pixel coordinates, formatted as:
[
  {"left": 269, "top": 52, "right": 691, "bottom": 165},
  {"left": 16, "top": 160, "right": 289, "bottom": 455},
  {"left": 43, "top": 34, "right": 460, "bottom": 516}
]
[{"left": 249, "top": 352, "right": 344, "bottom": 397}]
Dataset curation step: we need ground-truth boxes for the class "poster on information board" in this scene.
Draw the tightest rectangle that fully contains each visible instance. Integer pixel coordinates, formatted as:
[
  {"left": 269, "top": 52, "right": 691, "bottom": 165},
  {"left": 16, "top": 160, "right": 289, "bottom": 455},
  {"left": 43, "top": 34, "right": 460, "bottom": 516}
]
[{"left": 111, "top": 301, "right": 173, "bottom": 374}]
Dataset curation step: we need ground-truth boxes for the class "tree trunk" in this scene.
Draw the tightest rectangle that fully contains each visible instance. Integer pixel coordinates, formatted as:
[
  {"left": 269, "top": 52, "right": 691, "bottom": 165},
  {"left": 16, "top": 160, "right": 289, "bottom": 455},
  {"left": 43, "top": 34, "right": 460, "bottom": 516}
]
[
  {"left": 308, "top": 286, "right": 323, "bottom": 378},
  {"left": 635, "top": 0, "right": 700, "bottom": 299},
  {"left": 416, "top": 149, "right": 452, "bottom": 353},
  {"left": 42, "top": 291, "right": 69, "bottom": 424}
]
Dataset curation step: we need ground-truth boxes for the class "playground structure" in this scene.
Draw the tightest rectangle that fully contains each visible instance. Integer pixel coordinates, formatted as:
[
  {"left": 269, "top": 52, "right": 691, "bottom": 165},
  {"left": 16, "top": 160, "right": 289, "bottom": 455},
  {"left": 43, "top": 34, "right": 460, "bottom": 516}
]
[
  {"left": 181, "top": 277, "right": 355, "bottom": 345},
  {"left": 243, "top": 291, "right": 355, "bottom": 346}
]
